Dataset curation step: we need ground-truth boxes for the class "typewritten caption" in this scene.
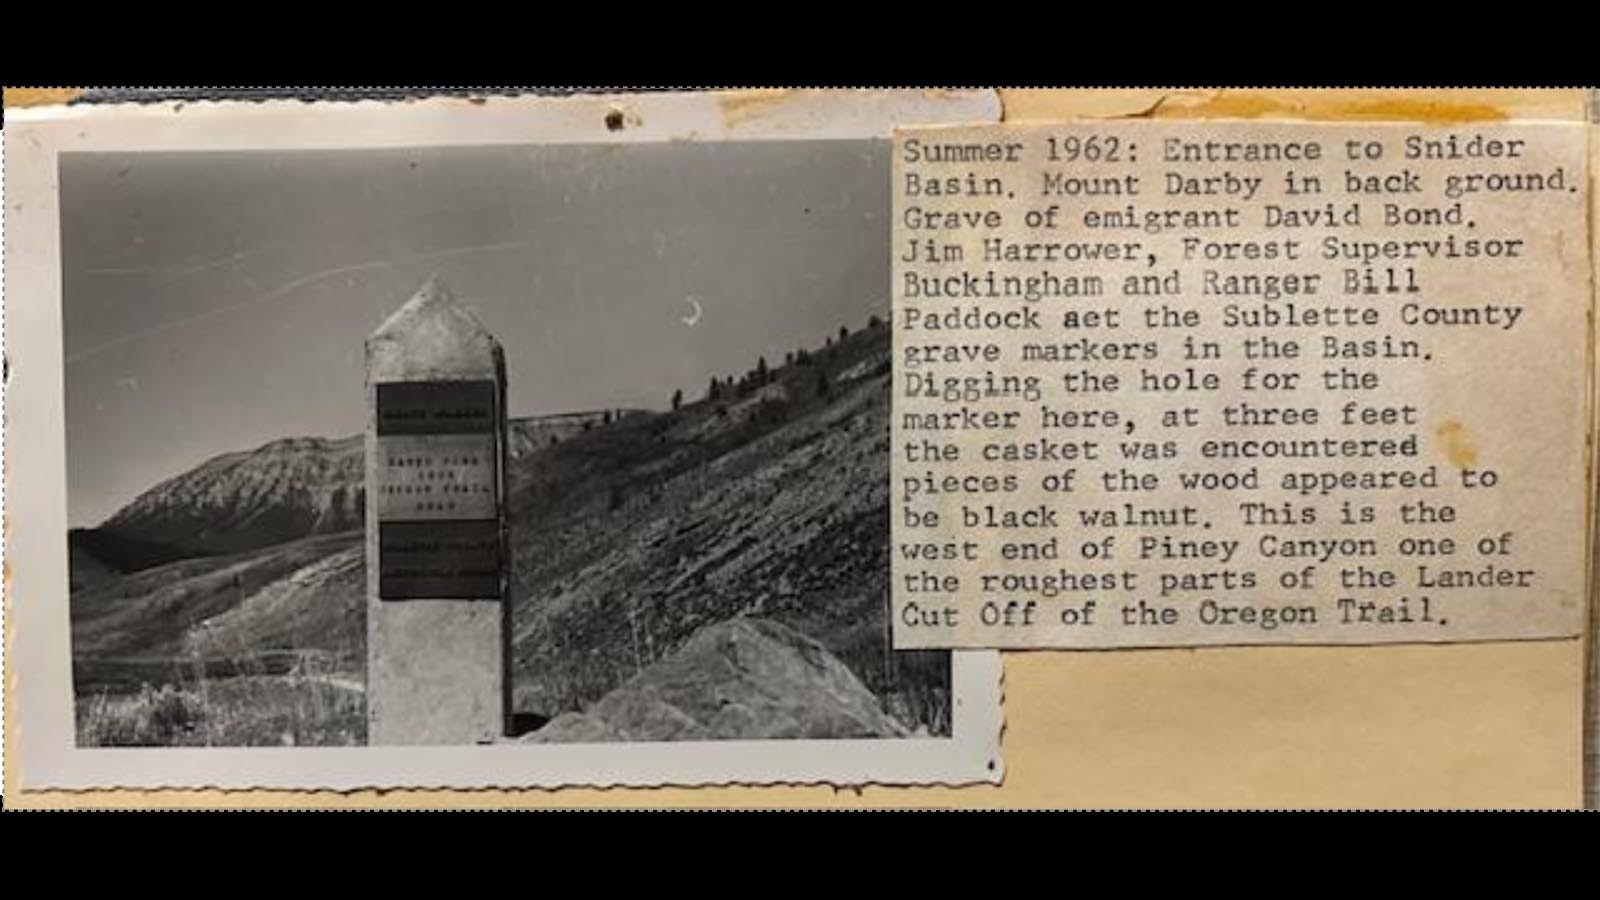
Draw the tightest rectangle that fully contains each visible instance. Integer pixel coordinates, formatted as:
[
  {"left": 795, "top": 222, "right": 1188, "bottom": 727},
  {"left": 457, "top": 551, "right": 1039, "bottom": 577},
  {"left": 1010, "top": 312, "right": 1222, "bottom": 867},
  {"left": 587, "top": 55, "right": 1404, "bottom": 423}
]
[{"left": 891, "top": 122, "right": 1589, "bottom": 648}]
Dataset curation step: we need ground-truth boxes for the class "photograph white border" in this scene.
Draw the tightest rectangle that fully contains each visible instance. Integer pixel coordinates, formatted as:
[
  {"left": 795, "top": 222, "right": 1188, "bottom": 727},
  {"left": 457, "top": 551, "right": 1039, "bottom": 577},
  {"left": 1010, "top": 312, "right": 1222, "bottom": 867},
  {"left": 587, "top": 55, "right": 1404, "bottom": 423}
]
[{"left": 4, "top": 88, "right": 1005, "bottom": 790}]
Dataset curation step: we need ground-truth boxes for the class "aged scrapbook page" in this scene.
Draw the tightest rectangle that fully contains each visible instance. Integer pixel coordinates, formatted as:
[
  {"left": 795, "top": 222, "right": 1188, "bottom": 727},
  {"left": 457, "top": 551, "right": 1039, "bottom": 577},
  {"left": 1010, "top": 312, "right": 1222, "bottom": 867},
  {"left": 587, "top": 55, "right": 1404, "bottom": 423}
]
[{"left": 1, "top": 87, "right": 1592, "bottom": 808}]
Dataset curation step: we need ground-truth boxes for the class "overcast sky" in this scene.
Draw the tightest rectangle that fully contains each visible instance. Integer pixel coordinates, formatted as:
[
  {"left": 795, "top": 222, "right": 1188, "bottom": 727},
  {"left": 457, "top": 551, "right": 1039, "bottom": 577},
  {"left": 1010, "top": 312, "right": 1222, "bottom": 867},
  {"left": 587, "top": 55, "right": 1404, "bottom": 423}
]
[{"left": 62, "top": 140, "right": 888, "bottom": 527}]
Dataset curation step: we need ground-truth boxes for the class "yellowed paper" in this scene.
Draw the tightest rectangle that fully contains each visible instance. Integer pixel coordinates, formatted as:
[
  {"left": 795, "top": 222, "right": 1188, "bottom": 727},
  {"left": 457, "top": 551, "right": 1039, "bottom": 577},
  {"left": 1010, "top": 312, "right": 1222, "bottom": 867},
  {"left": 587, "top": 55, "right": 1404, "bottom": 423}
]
[
  {"left": 1587, "top": 95, "right": 1600, "bottom": 809},
  {"left": 4, "top": 87, "right": 1587, "bottom": 810},
  {"left": 892, "top": 121, "right": 1590, "bottom": 649}
]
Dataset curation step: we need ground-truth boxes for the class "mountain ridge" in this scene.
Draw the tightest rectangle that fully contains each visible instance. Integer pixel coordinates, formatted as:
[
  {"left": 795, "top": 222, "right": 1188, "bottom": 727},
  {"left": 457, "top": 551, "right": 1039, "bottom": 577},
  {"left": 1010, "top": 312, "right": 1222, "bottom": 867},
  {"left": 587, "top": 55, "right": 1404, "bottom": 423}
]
[{"left": 77, "top": 408, "right": 644, "bottom": 573}]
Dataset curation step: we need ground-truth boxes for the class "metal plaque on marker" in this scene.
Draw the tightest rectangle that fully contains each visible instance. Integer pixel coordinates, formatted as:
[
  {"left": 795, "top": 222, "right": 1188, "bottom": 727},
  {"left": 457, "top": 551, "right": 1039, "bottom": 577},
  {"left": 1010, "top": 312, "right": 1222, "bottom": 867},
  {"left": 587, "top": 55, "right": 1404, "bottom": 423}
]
[
  {"left": 375, "top": 379, "right": 502, "bottom": 600},
  {"left": 376, "top": 380, "right": 497, "bottom": 436}
]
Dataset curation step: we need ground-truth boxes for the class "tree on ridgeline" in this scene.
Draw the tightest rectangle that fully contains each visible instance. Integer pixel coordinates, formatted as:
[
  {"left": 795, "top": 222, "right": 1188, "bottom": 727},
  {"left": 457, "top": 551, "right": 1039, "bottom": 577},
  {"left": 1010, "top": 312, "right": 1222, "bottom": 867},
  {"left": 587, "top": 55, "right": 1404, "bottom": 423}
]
[{"left": 671, "top": 388, "right": 683, "bottom": 411}]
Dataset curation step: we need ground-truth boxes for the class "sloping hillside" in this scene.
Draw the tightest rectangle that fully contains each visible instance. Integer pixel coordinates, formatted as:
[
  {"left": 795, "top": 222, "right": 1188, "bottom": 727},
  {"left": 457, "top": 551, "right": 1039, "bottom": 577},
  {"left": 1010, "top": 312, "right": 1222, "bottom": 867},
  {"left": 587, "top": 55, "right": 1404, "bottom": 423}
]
[
  {"left": 505, "top": 320, "right": 949, "bottom": 735},
  {"left": 71, "top": 531, "right": 362, "bottom": 696},
  {"left": 185, "top": 546, "right": 366, "bottom": 674}
]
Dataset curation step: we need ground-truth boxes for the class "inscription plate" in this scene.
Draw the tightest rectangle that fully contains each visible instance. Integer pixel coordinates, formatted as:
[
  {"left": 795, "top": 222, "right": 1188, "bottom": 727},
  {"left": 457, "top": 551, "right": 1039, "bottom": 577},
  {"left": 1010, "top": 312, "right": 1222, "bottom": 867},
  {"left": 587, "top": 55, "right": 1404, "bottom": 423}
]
[
  {"left": 377, "top": 380, "right": 496, "bottom": 435},
  {"left": 377, "top": 434, "right": 497, "bottom": 520},
  {"left": 378, "top": 520, "right": 501, "bottom": 600},
  {"left": 375, "top": 379, "right": 502, "bottom": 600}
]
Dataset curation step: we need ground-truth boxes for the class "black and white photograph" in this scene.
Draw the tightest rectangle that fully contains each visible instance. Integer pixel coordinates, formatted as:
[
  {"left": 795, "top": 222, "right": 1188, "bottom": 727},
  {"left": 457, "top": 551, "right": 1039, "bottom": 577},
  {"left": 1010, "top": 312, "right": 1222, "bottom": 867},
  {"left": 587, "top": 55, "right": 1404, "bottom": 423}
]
[
  {"left": 61, "top": 138, "right": 960, "bottom": 748},
  {"left": 1, "top": 92, "right": 1002, "bottom": 789}
]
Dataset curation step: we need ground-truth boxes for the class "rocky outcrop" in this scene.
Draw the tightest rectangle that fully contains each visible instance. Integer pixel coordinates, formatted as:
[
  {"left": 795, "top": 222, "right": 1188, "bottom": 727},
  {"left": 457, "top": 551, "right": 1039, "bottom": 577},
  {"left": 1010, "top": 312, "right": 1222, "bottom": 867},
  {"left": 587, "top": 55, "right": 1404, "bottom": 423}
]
[{"left": 525, "top": 617, "right": 906, "bottom": 743}]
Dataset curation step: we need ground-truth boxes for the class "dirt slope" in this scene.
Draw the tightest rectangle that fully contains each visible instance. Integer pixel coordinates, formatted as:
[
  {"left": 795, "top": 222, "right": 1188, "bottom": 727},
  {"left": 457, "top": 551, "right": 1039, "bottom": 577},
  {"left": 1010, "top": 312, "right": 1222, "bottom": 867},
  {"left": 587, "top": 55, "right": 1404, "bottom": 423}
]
[{"left": 527, "top": 617, "right": 907, "bottom": 742}]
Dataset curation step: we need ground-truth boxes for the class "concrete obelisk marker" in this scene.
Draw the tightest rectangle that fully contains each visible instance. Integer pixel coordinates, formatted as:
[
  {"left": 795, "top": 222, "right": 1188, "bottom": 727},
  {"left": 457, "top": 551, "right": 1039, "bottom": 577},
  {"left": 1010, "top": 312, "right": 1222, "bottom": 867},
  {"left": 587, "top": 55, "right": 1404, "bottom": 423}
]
[{"left": 365, "top": 275, "right": 510, "bottom": 745}]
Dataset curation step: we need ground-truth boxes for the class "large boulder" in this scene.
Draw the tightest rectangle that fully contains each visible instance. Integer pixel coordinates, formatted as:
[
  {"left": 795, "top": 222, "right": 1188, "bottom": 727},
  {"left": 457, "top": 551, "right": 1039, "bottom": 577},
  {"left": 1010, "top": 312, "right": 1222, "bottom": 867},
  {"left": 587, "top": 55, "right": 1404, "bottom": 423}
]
[{"left": 526, "top": 617, "right": 905, "bottom": 742}]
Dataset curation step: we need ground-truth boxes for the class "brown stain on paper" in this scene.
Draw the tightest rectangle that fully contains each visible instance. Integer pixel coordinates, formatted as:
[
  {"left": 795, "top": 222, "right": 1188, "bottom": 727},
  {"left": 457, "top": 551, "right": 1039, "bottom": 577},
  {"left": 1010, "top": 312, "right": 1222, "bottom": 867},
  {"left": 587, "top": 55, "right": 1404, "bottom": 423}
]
[
  {"left": 1143, "top": 91, "right": 1508, "bottom": 123},
  {"left": 4, "top": 87, "right": 84, "bottom": 108},
  {"left": 998, "top": 88, "right": 1586, "bottom": 124},
  {"left": 719, "top": 89, "right": 793, "bottom": 129},
  {"left": 1435, "top": 419, "right": 1480, "bottom": 468}
]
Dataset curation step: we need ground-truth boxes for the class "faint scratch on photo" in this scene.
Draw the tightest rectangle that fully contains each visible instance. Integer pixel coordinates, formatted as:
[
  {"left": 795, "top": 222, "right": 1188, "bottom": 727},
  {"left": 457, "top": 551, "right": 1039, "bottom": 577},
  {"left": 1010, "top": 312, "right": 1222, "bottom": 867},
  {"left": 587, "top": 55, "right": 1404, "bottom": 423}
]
[{"left": 66, "top": 236, "right": 544, "bottom": 364}]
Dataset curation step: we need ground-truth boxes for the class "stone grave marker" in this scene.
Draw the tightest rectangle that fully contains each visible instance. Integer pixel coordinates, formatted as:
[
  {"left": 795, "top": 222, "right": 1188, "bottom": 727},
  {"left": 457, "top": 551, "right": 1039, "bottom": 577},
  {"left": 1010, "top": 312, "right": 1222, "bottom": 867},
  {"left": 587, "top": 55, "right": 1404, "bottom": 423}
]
[{"left": 365, "top": 276, "right": 510, "bottom": 745}]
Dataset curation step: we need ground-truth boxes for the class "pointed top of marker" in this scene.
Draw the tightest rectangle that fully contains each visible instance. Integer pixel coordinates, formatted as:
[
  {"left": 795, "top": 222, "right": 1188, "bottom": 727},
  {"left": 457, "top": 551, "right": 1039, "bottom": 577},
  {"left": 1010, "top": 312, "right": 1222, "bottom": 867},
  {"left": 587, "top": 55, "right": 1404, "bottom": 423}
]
[{"left": 368, "top": 274, "right": 502, "bottom": 381}]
